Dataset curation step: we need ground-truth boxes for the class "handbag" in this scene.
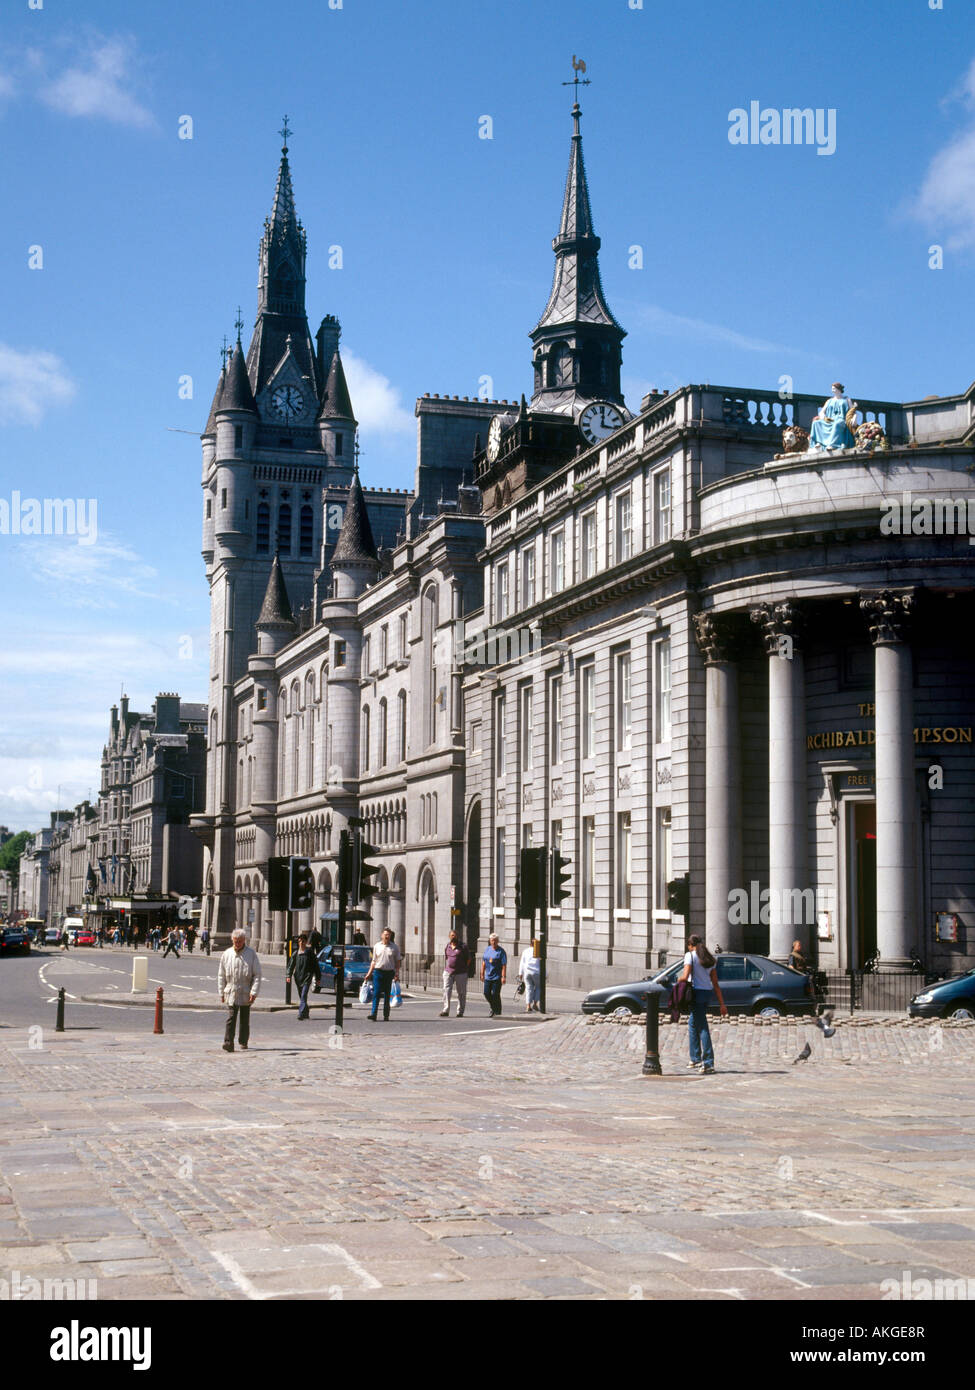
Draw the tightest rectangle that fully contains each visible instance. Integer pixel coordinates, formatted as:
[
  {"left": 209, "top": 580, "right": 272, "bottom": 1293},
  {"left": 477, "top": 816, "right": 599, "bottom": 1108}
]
[
  {"left": 514, "top": 979, "right": 526, "bottom": 996},
  {"left": 668, "top": 978, "right": 695, "bottom": 1018}
]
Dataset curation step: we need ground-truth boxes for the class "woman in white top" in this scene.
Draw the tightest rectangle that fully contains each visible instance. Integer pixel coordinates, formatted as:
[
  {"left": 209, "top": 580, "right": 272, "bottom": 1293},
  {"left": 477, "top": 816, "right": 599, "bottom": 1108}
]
[
  {"left": 677, "top": 935, "right": 727, "bottom": 1074},
  {"left": 517, "top": 944, "right": 541, "bottom": 1012}
]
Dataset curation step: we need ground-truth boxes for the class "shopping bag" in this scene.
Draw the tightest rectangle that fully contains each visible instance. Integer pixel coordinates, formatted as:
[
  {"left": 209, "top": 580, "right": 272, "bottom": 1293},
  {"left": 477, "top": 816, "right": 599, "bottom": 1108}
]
[
  {"left": 389, "top": 980, "right": 402, "bottom": 1009},
  {"left": 359, "top": 980, "right": 373, "bottom": 1005}
]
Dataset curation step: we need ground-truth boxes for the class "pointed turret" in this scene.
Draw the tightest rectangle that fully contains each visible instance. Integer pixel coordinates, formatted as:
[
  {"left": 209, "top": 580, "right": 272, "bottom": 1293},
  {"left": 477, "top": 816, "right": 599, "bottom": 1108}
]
[
  {"left": 203, "top": 357, "right": 227, "bottom": 437},
  {"left": 332, "top": 470, "right": 378, "bottom": 566},
  {"left": 529, "top": 100, "right": 626, "bottom": 416},
  {"left": 255, "top": 554, "right": 296, "bottom": 655},
  {"left": 319, "top": 350, "right": 356, "bottom": 423},
  {"left": 218, "top": 342, "right": 258, "bottom": 415}
]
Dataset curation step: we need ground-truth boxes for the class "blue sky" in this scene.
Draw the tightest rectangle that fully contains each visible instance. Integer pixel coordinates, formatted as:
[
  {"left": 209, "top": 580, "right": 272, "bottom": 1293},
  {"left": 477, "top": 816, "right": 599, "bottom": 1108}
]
[{"left": 2, "top": 0, "right": 974, "bottom": 831}]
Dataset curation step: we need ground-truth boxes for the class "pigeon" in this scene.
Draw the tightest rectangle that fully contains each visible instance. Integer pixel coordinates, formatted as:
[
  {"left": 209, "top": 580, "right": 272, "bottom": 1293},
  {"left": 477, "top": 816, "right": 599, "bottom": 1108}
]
[
  {"left": 815, "top": 1009, "right": 836, "bottom": 1039},
  {"left": 793, "top": 1042, "right": 812, "bottom": 1064}
]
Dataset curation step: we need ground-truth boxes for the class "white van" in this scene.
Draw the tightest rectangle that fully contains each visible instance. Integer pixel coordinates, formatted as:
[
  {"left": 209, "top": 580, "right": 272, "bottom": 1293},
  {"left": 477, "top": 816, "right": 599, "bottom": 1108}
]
[{"left": 62, "top": 916, "right": 85, "bottom": 943}]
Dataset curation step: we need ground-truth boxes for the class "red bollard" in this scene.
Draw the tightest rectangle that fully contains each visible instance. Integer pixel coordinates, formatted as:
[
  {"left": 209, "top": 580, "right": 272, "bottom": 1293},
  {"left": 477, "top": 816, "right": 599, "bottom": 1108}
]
[{"left": 153, "top": 986, "right": 164, "bottom": 1035}]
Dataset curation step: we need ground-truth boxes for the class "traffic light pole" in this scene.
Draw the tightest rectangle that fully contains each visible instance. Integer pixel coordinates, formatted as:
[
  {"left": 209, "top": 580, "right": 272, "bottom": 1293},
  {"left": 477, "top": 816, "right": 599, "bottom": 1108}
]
[
  {"left": 538, "top": 846, "right": 548, "bottom": 1016},
  {"left": 285, "top": 909, "right": 293, "bottom": 1005}
]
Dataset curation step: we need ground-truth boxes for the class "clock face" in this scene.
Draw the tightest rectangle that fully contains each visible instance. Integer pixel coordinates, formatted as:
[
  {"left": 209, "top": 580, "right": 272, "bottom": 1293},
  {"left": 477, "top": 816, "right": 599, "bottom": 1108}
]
[
  {"left": 579, "top": 401, "right": 625, "bottom": 445},
  {"left": 270, "top": 384, "right": 305, "bottom": 423},
  {"left": 486, "top": 414, "right": 504, "bottom": 462}
]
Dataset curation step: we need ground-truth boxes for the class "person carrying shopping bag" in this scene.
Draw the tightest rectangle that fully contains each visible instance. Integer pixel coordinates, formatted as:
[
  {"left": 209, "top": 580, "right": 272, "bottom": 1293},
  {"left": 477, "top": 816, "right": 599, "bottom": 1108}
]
[{"left": 364, "top": 928, "right": 401, "bottom": 1022}]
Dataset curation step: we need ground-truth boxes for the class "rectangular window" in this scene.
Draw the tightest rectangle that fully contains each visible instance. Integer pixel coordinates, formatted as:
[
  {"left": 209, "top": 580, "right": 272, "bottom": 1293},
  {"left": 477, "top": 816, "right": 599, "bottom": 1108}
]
[
  {"left": 616, "top": 810, "right": 632, "bottom": 909},
  {"left": 581, "top": 663, "right": 595, "bottom": 760},
  {"left": 380, "top": 624, "right": 388, "bottom": 668},
  {"left": 495, "top": 692, "right": 506, "bottom": 779},
  {"left": 654, "top": 469, "right": 672, "bottom": 545},
  {"left": 234, "top": 425, "right": 243, "bottom": 450},
  {"left": 550, "top": 819, "right": 562, "bottom": 856},
  {"left": 656, "top": 806, "right": 673, "bottom": 909},
  {"left": 550, "top": 676, "right": 563, "bottom": 765},
  {"left": 581, "top": 816, "right": 595, "bottom": 910},
  {"left": 495, "top": 826, "right": 506, "bottom": 903},
  {"left": 521, "top": 547, "right": 536, "bottom": 607},
  {"left": 470, "top": 720, "right": 482, "bottom": 754},
  {"left": 581, "top": 510, "right": 597, "bottom": 579},
  {"left": 615, "top": 490, "right": 633, "bottom": 562},
  {"left": 616, "top": 651, "right": 632, "bottom": 751},
  {"left": 521, "top": 823, "right": 533, "bottom": 849},
  {"left": 550, "top": 531, "right": 565, "bottom": 593},
  {"left": 496, "top": 562, "right": 509, "bottom": 621},
  {"left": 205, "top": 497, "right": 212, "bottom": 519},
  {"left": 335, "top": 433, "right": 343, "bottom": 457},
  {"left": 399, "top": 613, "right": 408, "bottom": 658},
  {"left": 221, "top": 488, "right": 227, "bottom": 510},
  {"left": 363, "top": 636, "right": 371, "bottom": 675},
  {"left": 657, "top": 638, "right": 672, "bottom": 742},
  {"left": 334, "top": 640, "right": 346, "bottom": 668},
  {"left": 520, "top": 685, "right": 533, "bottom": 772}
]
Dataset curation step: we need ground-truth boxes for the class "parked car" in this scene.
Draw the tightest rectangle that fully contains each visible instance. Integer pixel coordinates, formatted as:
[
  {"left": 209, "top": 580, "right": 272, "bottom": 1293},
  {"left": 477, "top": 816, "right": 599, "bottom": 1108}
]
[
  {"left": 44, "top": 927, "right": 61, "bottom": 945},
  {"left": 0, "top": 924, "right": 30, "bottom": 955},
  {"left": 581, "top": 952, "right": 819, "bottom": 1017},
  {"left": 316, "top": 944, "right": 372, "bottom": 995},
  {"left": 908, "top": 969, "right": 975, "bottom": 1020},
  {"left": 74, "top": 927, "right": 97, "bottom": 946}
]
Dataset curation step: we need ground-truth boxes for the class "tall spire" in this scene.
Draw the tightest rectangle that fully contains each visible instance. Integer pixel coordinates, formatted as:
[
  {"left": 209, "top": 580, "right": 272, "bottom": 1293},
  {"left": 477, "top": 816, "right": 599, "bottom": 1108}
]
[
  {"left": 246, "top": 122, "right": 317, "bottom": 401},
  {"left": 257, "top": 553, "right": 295, "bottom": 630},
  {"left": 529, "top": 85, "right": 626, "bottom": 416},
  {"left": 318, "top": 349, "right": 356, "bottom": 423}
]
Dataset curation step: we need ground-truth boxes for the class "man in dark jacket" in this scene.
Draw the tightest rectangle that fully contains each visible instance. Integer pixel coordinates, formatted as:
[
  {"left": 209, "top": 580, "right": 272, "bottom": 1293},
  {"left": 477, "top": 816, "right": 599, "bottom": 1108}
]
[{"left": 287, "top": 934, "right": 322, "bottom": 1021}]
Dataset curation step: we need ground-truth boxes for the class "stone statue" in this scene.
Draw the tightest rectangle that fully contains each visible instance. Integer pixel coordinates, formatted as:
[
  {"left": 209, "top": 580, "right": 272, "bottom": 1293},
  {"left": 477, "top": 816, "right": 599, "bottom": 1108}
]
[{"left": 809, "top": 382, "right": 856, "bottom": 451}]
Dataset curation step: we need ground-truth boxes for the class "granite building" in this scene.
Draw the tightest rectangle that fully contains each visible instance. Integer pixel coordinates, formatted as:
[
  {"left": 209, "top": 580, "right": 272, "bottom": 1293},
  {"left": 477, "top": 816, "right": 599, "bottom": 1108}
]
[{"left": 199, "top": 104, "right": 975, "bottom": 986}]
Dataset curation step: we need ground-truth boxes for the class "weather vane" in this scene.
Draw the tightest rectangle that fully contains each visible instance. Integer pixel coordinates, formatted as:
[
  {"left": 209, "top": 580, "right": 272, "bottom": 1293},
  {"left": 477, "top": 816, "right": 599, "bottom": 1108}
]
[
  {"left": 220, "top": 334, "right": 228, "bottom": 364},
  {"left": 279, "top": 115, "right": 292, "bottom": 149},
  {"left": 234, "top": 305, "right": 244, "bottom": 343},
  {"left": 562, "top": 55, "right": 590, "bottom": 103}
]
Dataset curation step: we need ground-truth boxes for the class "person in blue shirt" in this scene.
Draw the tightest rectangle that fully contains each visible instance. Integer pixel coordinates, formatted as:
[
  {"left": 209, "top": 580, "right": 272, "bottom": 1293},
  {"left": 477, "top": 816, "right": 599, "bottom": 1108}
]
[{"left": 480, "top": 934, "right": 507, "bottom": 1016}]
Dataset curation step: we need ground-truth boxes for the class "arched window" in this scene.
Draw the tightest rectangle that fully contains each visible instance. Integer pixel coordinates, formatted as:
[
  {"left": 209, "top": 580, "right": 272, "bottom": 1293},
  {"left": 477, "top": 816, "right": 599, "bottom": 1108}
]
[
  {"left": 256, "top": 502, "right": 270, "bottom": 554},
  {"left": 299, "top": 504, "right": 314, "bottom": 557},
  {"left": 278, "top": 692, "right": 287, "bottom": 796},
  {"left": 397, "top": 689, "right": 407, "bottom": 762},
  {"left": 361, "top": 706, "right": 370, "bottom": 773},
  {"left": 277, "top": 502, "right": 292, "bottom": 556},
  {"left": 306, "top": 673, "right": 316, "bottom": 787},
  {"left": 378, "top": 698, "right": 388, "bottom": 767}
]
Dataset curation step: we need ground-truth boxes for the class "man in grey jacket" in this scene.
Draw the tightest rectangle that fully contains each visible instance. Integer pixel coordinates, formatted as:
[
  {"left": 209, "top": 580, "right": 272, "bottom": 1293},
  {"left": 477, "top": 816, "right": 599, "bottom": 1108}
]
[{"left": 218, "top": 928, "right": 262, "bottom": 1052}]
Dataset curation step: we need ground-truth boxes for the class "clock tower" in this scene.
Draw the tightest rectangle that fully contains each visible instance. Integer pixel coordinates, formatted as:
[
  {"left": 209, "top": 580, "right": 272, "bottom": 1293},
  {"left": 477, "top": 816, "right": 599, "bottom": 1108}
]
[{"left": 475, "top": 92, "right": 629, "bottom": 514}]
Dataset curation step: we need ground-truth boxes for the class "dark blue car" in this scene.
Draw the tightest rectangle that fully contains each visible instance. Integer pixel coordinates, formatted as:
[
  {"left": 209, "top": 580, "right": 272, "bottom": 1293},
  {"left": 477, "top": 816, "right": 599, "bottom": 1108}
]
[
  {"left": 317, "top": 944, "right": 372, "bottom": 995},
  {"left": 909, "top": 969, "right": 975, "bottom": 1020}
]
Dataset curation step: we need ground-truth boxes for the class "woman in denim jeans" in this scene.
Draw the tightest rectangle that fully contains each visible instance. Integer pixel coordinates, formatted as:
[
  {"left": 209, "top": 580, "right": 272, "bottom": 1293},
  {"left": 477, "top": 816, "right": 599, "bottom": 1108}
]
[{"left": 678, "top": 935, "right": 727, "bottom": 1074}]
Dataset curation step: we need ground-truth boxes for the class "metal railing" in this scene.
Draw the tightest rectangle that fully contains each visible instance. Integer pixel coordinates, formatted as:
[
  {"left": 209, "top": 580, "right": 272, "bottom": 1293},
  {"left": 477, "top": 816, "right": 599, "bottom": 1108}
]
[{"left": 820, "top": 968, "right": 931, "bottom": 1014}]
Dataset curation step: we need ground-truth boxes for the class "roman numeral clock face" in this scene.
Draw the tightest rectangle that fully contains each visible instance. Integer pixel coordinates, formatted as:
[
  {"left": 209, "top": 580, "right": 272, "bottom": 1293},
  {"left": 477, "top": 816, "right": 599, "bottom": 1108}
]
[
  {"left": 270, "top": 385, "right": 305, "bottom": 422},
  {"left": 579, "top": 401, "right": 624, "bottom": 444}
]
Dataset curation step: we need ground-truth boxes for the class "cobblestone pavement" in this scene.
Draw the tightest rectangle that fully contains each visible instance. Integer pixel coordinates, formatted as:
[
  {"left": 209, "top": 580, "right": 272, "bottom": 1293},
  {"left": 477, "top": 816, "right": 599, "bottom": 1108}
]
[{"left": 0, "top": 1014, "right": 973, "bottom": 1301}]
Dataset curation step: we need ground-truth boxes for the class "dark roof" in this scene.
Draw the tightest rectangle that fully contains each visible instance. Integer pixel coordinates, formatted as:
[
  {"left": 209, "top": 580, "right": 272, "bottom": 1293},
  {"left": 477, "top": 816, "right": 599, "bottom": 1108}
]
[
  {"left": 202, "top": 362, "right": 226, "bottom": 436},
  {"left": 256, "top": 554, "right": 296, "bottom": 628},
  {"left": 332, "top": 472, "right": 378, "bottom": 566},
  {"left": 533, "top": 104, "right": 623, "bottom": 336},
  {"left": 318, "top": 350, "right": 356, "bottom": 422},
  {"left": 219, "top": 343, "right": 258, "bottom": 414}
]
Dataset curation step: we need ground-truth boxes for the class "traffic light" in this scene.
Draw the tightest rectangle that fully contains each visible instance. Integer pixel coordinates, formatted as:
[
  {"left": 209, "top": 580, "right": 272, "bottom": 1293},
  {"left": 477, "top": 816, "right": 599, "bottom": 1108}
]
[
  {"left": 353, "top": 832, "right": 381, "bottom": 906},
  {"left": 550, "top": 851, "right": 572, "bottom": 907},
  {"left": 267, "top": 856, "right": 290, "bottom": 911},
  {"left": 667, "top": 872, "right": 690, "bottom": 918},
  {"left": 517, "top": 848, "right": 545, "bottom": 919},
  {"left": 289, "top": 856, "right": 314, "bottom": 911}
]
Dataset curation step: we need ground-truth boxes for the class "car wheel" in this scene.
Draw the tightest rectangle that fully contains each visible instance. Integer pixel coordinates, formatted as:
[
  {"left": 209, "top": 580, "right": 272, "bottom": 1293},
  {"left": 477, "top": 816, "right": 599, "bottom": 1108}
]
[
  {"left": 754, "top": 1002, "right": 783, "bottom": 1018},
  {"left": 604, "top": 999, "right": 639, "bottom": 1016},
  {"left": 947, "top": 1002, "right": 975, "bottom": 1021}
]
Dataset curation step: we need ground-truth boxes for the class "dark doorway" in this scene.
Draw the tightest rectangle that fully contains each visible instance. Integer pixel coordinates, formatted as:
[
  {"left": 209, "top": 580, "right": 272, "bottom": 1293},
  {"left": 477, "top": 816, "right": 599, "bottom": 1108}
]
[{"left": 852, "top": 801, "right": 877, "bottom": 966}]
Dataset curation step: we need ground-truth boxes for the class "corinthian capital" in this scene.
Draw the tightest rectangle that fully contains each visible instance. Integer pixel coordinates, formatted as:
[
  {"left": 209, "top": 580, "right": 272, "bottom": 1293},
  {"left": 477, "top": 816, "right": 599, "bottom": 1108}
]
[
  {"left": 859, "top": 589, "right": 914, "bottom": 645},
  {"left": 750, "top": 599, "right": 803, "bottom": 657},
  {"left": 692, "top": 610, "right": 741, "bottom": 665}
]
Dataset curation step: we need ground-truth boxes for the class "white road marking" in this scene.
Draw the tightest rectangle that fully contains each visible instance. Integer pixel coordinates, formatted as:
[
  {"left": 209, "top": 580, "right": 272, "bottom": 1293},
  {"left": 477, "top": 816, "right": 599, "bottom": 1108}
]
[
  {"left": 211, "top": 1243, "right": 381, "bottom": 1300},
  {"left": 444, "top": 1025, "right": 529, "bottom": 1037}
]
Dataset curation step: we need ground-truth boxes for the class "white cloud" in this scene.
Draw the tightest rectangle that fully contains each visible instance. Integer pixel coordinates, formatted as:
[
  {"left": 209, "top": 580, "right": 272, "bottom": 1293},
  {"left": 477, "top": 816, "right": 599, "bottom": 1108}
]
[
  {"left": 36, "top": 34, "right": 154, "bottom": 129},
  {"left": 635, "top": 304, "right": 787, "bottom": 355},
  {"left": 23, "top": 535, "right": 164, "bottom": 608},
  {"left": 342, "top": 351, "right": 414, "bottom": 436},
  {"left": 911, "top": 57, "right": 975, "bottom": 250},
  {"left": 0, "top": 344, "right": 76, "bottom": 426}
]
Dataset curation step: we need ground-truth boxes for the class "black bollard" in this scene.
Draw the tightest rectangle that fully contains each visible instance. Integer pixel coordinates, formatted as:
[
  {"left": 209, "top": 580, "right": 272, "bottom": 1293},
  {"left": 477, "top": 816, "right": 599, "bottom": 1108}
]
[
  {"left": 642, "top": 987, "right": 662, "bottom": 1076},
  {"left": 55, "top": 986, "right": 65, "bottom": 1033}
]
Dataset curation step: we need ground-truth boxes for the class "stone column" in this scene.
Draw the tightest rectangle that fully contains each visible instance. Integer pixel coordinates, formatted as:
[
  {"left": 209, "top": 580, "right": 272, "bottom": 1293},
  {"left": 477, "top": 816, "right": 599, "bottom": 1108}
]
[
  {"left": 692, "top": 613, "right": 743, "bottom": 950},
  {"left": 751, "top": 600, "right": 808, "bottom": 960},
  {"left": 860, "top": 590, "right": 915, "bottom": 967}
]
